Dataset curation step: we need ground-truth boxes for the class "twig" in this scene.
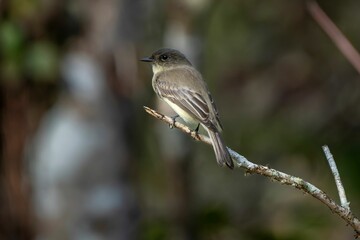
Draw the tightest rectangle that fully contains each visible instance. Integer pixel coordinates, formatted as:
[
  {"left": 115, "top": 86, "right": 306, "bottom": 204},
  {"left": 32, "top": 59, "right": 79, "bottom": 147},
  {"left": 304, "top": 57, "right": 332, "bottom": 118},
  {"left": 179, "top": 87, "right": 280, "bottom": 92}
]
[
  {"left": 144, "top": 106, "right": 360, "bottom": 237},
  {"left": 306, "top": 0, "right": 360, "bottom": 75},
  {"left": 322, "top": 145, "right": 350, "bottom": 210}
]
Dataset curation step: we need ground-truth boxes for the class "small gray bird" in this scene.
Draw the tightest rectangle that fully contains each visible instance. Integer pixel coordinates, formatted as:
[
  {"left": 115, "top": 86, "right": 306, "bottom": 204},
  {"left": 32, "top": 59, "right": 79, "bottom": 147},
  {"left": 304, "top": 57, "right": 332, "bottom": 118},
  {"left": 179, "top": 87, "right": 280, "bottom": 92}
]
[{"left": 141, "top": 48, "right": 233, "bottom": 169}]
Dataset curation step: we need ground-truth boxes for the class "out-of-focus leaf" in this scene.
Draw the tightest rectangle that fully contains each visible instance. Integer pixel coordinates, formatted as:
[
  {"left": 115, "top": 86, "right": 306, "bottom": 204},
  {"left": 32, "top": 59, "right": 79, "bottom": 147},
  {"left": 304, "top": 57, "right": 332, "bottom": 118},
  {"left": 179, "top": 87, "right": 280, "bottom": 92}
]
[
  {"left": 24, "top": 41, "right": 59, "bottom": 82},
  {"left": 140, "top": 220, "right": 168, "bottom": 240},
  {"left": 0, "top": 21, "right": 24, "bottom": 59}
]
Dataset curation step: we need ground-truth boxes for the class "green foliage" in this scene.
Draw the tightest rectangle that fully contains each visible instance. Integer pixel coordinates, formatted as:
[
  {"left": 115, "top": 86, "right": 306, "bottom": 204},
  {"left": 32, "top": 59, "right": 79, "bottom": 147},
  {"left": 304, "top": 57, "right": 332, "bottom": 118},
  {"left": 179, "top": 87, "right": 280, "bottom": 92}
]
[
  {"left": 140, "top": 220, "right": 169, "bottom": 240},
  {"left": 0, "top": 21, "right": 24, "bottom": 58},
  {"left": 0, "top": 22, "right": 24, "bottom": 82},
  {"left": 0, "top": 21, "right": 59, "bottom": 83},
  {"left": 24, "top": 41, "right": 59, "bottom": 82}
]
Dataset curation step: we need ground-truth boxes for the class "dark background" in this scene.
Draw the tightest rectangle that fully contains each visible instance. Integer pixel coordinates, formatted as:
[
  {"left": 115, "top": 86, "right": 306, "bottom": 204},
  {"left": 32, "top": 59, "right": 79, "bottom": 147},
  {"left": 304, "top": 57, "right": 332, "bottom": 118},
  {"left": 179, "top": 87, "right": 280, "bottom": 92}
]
[{"left": 1, "top": 0, "right": 359, "bottom": 239}]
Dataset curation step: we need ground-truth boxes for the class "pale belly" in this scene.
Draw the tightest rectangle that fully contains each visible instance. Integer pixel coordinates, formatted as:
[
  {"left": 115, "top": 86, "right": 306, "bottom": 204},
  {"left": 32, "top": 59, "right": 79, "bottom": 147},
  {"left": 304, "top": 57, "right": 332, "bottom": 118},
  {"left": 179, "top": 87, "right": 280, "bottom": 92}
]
[{"left": 164, "top": 98, "right": 199, "bottom": 128}]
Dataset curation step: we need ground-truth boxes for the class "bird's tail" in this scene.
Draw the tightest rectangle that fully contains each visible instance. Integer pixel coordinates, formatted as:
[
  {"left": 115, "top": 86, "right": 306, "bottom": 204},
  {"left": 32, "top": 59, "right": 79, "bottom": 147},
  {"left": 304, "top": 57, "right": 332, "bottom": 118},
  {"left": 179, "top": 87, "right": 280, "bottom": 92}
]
[{"left": 208, "top": 130, "right": 234, "bottom": 169}]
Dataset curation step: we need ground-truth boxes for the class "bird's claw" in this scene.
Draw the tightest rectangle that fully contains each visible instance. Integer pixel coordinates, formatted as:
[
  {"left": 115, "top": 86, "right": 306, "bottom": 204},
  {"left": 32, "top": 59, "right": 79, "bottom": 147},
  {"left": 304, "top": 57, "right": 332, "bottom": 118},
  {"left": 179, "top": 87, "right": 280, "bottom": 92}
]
[
  {"left": 192, "top": 123, "right": 200, "bottom": 135},
  {"left": 169, "top": 115, "right": 179, "bottom": 129}
]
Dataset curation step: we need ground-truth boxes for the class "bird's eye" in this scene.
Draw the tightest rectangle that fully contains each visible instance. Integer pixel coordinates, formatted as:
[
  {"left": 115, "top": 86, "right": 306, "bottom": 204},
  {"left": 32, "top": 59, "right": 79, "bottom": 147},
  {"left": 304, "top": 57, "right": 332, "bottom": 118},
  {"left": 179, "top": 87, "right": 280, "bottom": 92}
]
[{"left": 160, "top": 54, "right": 168, "bottom": 61}]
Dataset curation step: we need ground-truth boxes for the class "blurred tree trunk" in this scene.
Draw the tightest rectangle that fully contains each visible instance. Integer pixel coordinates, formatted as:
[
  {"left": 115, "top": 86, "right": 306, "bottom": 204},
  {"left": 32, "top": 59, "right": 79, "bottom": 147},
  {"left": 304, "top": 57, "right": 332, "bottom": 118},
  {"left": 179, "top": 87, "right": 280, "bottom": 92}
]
[
  {"left": 0, "top": 0, "right": 144, "bottom": 239},
  {"left": 0, "top": 86, "right": 34, "bottom": 240},
  {"left": 29, "top": 0, "right": 143, "bottom": 239}
]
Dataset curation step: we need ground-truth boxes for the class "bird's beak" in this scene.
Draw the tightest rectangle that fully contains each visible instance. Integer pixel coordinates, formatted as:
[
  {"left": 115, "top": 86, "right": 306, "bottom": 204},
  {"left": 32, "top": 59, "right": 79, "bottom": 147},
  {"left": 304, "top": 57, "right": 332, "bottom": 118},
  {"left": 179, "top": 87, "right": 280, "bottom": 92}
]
[{"left": 140, "top": 56, "right": 153, "bottom": 62}]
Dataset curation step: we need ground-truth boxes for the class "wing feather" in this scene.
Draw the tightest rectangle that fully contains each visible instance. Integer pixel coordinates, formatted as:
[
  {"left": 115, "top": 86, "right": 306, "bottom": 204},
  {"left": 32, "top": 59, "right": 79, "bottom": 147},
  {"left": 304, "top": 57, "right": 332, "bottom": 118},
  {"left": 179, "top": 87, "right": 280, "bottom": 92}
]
[
  {"left": 156, "top": 81, "right": 215, "bottom": 128},
  {"left": 153, "top": 67, "right": 223, "bottom": 131}
]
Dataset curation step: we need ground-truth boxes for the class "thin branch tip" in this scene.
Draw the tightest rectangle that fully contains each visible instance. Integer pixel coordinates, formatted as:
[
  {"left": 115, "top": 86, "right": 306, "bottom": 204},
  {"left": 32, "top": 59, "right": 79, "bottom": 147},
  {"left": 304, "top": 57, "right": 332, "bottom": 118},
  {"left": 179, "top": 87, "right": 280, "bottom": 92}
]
[{"left": 322, "top": 145, "right": 350, "bottom": 210}]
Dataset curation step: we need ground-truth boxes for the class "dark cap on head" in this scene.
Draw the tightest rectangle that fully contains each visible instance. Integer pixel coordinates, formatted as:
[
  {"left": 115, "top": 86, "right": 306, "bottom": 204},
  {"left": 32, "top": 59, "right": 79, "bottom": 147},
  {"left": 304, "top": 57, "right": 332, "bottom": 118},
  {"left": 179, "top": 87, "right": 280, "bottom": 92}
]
[{"left": 140, "top": 48, "right": 191, "bottom": 66}]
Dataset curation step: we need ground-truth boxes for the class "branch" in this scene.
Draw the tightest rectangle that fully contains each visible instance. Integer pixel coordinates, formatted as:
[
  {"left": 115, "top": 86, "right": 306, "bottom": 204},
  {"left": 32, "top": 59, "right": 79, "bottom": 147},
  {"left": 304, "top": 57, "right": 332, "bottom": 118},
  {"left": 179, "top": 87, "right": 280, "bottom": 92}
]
[
  {"left": 306, "top": 0, "right": 360, "bottom": 75},
  {"left": 144, "top": 106, "right": 360, "bottom": 237},
  {"left": 322, "top": 145, "right": 350, "bottom": 210}
]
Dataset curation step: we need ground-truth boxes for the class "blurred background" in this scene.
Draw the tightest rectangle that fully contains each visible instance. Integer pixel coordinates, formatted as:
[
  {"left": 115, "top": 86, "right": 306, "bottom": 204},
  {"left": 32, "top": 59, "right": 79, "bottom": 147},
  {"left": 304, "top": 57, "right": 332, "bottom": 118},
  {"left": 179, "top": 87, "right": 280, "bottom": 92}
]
[{"left": 1, "top": 0, "right": 360, "bottom": 239}]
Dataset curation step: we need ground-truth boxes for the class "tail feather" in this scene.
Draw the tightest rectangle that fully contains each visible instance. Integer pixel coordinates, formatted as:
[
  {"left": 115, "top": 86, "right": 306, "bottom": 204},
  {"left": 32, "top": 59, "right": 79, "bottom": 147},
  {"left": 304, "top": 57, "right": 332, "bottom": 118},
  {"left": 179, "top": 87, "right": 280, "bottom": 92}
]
[{"left": 208, "top": 130, "right": 234, "bottom": 169}]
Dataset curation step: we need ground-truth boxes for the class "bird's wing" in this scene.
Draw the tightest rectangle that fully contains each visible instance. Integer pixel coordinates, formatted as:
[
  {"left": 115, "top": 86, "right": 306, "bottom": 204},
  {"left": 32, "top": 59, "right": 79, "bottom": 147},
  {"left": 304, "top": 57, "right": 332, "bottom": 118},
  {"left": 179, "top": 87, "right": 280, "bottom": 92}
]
[
  {"left": 155, "top": 79, "right": 221, "bottom": 131},
  {"left": 207, "top": 92, "right": 223, "bottom": 130},
  {"left": 157, "top": 82, "right": 207, "bottom": 119}
]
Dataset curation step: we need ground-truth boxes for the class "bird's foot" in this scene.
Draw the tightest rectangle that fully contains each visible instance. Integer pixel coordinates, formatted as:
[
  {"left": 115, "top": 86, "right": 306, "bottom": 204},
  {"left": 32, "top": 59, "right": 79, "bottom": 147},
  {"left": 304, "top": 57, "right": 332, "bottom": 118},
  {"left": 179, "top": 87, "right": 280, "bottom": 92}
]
[
  {"left": 169, "top": 115, "right": 179, "bottom": 129},
  {"left": 191, "top": 123, "right": 200, "bottom": 136}
]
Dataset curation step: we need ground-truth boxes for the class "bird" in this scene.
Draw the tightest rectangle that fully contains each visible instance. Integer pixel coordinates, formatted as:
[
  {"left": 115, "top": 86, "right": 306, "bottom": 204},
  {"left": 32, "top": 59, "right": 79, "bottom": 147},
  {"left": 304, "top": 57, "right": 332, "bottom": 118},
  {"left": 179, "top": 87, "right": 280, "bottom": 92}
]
[{"left": 141, "top": 48, "right": 233, "bottom": 169}]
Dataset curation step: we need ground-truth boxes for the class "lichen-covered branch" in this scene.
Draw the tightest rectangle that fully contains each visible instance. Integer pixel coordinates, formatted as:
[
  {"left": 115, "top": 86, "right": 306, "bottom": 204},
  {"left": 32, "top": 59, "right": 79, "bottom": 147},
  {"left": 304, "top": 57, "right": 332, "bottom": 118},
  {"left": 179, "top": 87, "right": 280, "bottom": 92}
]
[
  {"left": 322, "top": 145, "right": 350, "bottom": 210},
  {"left": 144, "top": 106, "right": 360, "bottom": 237}
]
